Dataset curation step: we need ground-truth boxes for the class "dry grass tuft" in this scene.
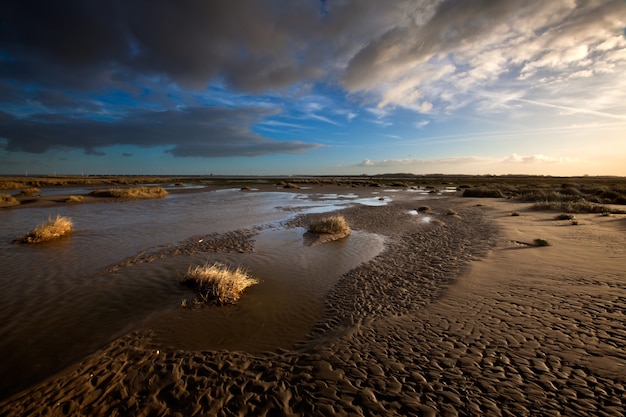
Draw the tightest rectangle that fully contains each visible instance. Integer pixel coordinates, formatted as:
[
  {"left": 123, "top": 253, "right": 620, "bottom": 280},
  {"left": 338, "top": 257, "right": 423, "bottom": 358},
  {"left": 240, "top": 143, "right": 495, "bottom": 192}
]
[
  {"left": 307, "top": 215, "right": 351, "bottom": 235},
  {"left": 17, "top": 187, "right": 41, "bottom": 197},
  {"left": 66, "top": 195, "right": 84, "bottom": 203},
  {"left": 180, "top": 262, "right": 259, "bottom": 305},
  {"left": 1, "top": 194, "right": 20, "bottom": 207},
  {"left": 90, "top": 186, "right": 168, "bottom": 199},
  {"left": 282, "top": 182, "right": 301, "bottom": 189},
  {"left": 16, "top": 215, "right": 73, "bottom": 244},
  {"left": 533, "top": 238, "right": 551, "bottom": 247}
]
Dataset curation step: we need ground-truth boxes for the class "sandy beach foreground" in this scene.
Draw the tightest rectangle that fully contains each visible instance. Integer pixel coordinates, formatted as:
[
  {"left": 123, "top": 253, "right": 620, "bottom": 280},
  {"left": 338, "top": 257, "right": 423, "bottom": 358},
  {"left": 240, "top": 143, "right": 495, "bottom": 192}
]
[{"left": 1, "top": 196, "right": 625, "bottom": 416}]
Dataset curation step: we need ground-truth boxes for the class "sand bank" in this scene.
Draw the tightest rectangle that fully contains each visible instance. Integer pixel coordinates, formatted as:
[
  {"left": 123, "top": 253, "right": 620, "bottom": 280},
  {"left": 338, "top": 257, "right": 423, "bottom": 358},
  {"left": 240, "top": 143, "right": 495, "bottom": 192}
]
[{"left": 1, "top": 197, "right": 625, "bottom": 416}]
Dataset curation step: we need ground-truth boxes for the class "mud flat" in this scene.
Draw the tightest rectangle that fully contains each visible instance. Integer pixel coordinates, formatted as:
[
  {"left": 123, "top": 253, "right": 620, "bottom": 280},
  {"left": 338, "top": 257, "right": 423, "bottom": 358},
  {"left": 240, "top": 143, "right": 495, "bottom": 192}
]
[{"left": 1, "top": 197, "right": 625, "bottom": 416}]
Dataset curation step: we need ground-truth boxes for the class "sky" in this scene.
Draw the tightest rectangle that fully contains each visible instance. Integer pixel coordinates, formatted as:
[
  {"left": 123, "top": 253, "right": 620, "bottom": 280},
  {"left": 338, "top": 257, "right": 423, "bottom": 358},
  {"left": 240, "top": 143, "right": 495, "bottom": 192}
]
[{"left": 1, "top": 0, "right": 625, "bottom": 176}]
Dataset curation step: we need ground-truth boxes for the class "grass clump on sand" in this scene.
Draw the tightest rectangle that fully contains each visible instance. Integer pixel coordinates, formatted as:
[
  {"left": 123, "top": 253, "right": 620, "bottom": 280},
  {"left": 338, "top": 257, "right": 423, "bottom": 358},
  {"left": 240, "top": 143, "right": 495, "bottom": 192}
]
[
  {"left": 533, "top": 238, "right": 551, "bottom": 247},
  {"left": 90, "top": 186, "right": 168, "bottom": 199},
  {"left": 554, "top": 213, "right": 575, "bottom": 220},
  {"left": 16, "top": 215, "right": 73, "bottom": 244},
  {"left": 180, "top": 262, "right": 259, "bottom": 305},
  {"left": 307, "top": 215, "right": 351, "bottom": 235},
  {"left": 1, "top": 194, "right": 19, "bottom": 207}
]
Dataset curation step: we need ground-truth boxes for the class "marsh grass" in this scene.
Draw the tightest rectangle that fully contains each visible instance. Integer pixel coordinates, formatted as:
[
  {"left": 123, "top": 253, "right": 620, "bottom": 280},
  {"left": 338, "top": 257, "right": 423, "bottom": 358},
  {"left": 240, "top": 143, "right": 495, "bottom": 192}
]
[
  {"left": 17, "top": 187, "right": 40, "bottom": 197},
  {"left": 16, "top": 215, "right": 73, "bottom": 244},
  {"left": 307, "top": 215, "right": 351, "bottom": 235},
  {"left": 281, "top": 182, "right": 301, "bottom": 189},
  {"left": 533, "top": 238, "right": 551, "bottom": 247},
  {"left": 90, "top": 186, "right": 168, "bottom": 199},
  {"left": 554, "top": 213, "right": 575, "bottom": 220},
  {"left": 180, "top": 262, "right": 259, "bottom": 305},
  {"left": 531, "top": 200, "right": 624, "bottom": 214},
  {"left": 66, "top": 195, "right": 84, "bottom": 203},
  {"left": 417, "top": 206, "right": 431, "bottom": 212},
  {"left": 446, "top": 209, "right": 459, "bottom": 216},
  {"left": 1, "top": 194, "right": 19, "bottom": 207},
  {"left": 462, "top": 187, "right": 505, "bottom": 198}
]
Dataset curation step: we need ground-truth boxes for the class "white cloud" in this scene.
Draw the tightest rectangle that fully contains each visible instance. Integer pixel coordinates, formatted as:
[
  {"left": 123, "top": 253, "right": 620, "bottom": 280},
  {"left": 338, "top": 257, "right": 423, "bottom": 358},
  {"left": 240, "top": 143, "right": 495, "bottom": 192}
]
[
  {"left": 354, "top": 156, "right": 488, "bottom": 168},
  {"left": 355, "top": 153, "right": 576, "bottom": 169},
  {"left": 503, "top": 153, "right": 576, "bottom": 164},
  {"left": 340, "top": 0, "right": 626, "bottom": 126}
]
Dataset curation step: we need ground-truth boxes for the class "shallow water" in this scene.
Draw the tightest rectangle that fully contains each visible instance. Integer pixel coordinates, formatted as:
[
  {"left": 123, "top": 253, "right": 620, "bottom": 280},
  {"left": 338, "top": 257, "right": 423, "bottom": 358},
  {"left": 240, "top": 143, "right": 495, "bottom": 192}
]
[
  {"left": 148, "top": 228, "right": 384, "bottom": 353},
  {"left": 0, "top": 188, "right": 402, "bottom": 398}
]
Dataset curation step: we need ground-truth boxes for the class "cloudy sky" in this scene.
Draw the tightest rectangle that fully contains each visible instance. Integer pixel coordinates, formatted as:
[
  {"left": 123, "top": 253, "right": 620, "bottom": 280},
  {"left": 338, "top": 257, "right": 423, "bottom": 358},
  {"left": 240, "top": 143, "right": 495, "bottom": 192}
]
[{"left": 1, "top": 0, "right": 625, "bottom": 176}]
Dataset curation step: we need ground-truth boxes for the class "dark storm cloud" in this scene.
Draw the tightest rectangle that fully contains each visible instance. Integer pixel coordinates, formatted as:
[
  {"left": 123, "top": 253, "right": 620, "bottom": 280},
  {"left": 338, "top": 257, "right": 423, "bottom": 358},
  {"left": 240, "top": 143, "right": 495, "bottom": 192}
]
[
  {"left": 3, "top": 0, "right": 624, "bottom": 93},
  {"left": 0, "top": 0, "right": 413, "bottom": 91},
  {"left": 0, "top": 107, "right": 320, "bottom": 157}
]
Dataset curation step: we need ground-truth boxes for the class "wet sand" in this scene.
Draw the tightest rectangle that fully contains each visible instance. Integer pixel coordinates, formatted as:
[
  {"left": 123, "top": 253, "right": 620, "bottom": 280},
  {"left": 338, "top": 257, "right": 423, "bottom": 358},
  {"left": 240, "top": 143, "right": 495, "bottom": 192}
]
[{"left": 1, "top": 196, "right": 625, "bottom": 416}]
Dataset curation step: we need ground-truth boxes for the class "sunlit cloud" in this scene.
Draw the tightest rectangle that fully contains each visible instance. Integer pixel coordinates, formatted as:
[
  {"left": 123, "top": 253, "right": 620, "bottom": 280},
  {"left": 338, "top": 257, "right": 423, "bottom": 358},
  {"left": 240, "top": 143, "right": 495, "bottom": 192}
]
[
  {"left": 355, "top": 153, "right": 577, "bottom": 169},
  {"left": 503, "top": 153, "right": 577, "bottom": 164}
]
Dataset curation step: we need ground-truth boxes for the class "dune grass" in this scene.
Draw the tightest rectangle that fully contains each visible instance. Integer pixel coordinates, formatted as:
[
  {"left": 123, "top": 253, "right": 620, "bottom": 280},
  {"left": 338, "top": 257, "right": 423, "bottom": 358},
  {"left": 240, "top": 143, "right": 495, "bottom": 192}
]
[
  {"left": 90, "top": 186, "right": 168, "bottom": 199},
  {"left": 180, "top": 262, "right": 259, "bottom": 305},
  {"left": 16, "top": 215, "right": 73, "bottom": 244},
  {"left": 307, "top": 215, "right": 351, "bottom": 235},
  {"left": 1, "top": 194, "right": 19, "bottom": 207}
]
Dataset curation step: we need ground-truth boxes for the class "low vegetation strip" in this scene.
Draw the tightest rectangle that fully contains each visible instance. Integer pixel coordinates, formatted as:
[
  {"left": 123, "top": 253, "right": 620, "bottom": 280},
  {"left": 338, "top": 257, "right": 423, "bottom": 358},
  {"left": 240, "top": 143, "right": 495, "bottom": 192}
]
[
  {"left": 90, "top": 186, "right": 168, "bottom": 199},
  {"left": 530, "top": 200, "right": 625, "bottom": 214},
  {"left": 180, "top": 262, "right": 259, "bottom": 305},
  {"left": 15, "top": 215, "right": 73, "bottom": 244}
]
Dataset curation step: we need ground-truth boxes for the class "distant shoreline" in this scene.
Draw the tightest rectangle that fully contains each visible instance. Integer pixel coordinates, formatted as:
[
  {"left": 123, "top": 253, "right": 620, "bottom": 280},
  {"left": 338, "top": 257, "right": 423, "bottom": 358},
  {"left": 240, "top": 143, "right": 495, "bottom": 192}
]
[{"left": 3, "top": 174, "right": 626, "bottom": 212}]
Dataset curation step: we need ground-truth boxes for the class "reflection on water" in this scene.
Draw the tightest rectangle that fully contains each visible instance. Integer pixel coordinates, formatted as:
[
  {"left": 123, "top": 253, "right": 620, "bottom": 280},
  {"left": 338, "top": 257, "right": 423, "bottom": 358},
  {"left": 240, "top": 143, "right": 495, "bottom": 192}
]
[{"left": 0, "top": 189, "right": 394, "bottom": 398}]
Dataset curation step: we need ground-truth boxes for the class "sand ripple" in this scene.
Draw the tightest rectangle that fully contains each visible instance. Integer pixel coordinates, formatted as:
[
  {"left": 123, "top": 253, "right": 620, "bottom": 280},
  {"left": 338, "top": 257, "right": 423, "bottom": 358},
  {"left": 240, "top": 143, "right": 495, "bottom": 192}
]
[{"left": 2, "top": 198, "right": 626, "bottom": 416}]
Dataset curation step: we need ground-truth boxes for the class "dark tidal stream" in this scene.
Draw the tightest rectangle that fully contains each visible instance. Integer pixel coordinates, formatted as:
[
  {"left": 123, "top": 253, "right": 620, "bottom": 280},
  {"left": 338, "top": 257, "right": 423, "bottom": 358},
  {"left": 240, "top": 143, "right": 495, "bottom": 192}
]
[{"left": 0, "top": 188, "right": 427, "bottom": 398}]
